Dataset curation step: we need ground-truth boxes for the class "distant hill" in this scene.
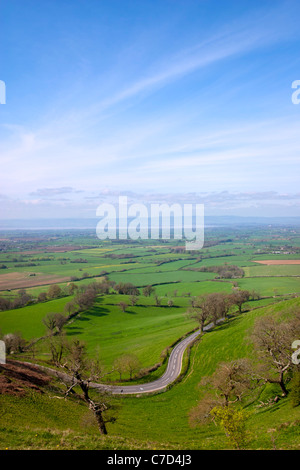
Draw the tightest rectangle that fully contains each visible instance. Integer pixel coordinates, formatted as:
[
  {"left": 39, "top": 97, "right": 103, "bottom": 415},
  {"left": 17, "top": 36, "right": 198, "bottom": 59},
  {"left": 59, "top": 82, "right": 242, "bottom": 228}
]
[{"left": 1, "top": 215, "right": 300, "bottom": 230}]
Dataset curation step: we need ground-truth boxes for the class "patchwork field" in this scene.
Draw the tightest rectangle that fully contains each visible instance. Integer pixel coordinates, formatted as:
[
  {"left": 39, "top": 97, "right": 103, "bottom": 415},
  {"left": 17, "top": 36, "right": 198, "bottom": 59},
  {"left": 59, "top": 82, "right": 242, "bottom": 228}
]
[
  {"left": 1, "top": 223, "right": 300, "bottom": 450},
  {"left": 253, "top": 259, "right": 300, "bottom": 265},
  {"left": 0, "top": 271, "right": 71, "bottom": 290}
]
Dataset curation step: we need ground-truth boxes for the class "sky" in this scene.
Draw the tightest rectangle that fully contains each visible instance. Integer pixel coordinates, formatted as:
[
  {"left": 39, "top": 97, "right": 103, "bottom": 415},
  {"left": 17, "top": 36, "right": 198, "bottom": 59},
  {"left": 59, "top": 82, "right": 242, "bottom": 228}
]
[{"left": 0, "top": 0, "right": 300, "bottom": 220}]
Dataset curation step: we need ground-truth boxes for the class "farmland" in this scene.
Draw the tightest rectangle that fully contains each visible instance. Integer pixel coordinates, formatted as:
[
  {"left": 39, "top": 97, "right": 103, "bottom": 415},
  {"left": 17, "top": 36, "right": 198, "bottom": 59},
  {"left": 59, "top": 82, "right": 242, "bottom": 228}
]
[{"left": 0, "top": 221, "right": 300, "bottom": 450}]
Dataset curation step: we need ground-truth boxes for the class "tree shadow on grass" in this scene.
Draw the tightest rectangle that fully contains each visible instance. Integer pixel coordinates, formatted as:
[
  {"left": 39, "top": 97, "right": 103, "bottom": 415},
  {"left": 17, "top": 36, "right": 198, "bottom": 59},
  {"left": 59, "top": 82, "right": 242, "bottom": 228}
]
[
  {"left": 123, "top": 309, "right": 137, "bottom": 314},
  {"left": 66, "top": 326, "right": 84, "bottom": 336},
  {"left": 65, "top": 306, "right": 110, "bottom": 335},
  {"left": 205, "top": 315, "right": 241, "bottom": 334},
  {"left": 86, "top": 305, "right": 110, "bottom": 318},
  {"left": 67, "top": 304, "right": 109, "bottom": 325}
]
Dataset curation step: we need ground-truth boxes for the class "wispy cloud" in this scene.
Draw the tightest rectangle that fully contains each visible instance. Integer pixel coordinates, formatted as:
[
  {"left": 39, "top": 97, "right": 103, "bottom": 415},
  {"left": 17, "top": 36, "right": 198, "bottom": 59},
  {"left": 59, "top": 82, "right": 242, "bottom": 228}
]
[
  {"left": 1, "top": 1, "right": 300, "bottom": 217},
  {"left": 29, "top": 187, "right": 83, "bottom": 197},
  {"left": 83, "top": 2, "right": 299, "bottom": 114}
]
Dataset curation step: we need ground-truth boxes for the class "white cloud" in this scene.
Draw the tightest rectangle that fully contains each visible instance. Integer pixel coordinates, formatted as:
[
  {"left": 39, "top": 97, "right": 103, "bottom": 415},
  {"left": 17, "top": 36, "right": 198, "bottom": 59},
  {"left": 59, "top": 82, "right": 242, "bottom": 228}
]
[{"left": 1, "top": 1, "right": 300, "bottom": 217}]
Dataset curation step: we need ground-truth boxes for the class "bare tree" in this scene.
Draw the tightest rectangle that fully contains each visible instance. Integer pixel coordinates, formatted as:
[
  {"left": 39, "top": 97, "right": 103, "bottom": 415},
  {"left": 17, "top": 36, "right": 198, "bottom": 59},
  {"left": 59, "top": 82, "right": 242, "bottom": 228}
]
[
  {"left": 54, "top": 313, "right": 68, "bottom": 332},
  {"left": 43, "top": 312, "right": 58, "bottom": 333},
  {"left": 43, "top": 312, "right": 67, "bottom": 334},
  {"left": 115, "top": 282, "right": 139, "bottom": 295},
  {"left": 2, "top": 332, "right": 27, "bottom": 355},
  {"left": 11, "top": 289, "right": 33, "bottom": 308},
  {"left": 202, "top": 292, "right": 230, "bottom": 326},
  {"left": 229, "top": 290, "right": 250, "bottom": 314},
  {"left": 118, "top": 301, "right": 128, "bottom": 313},
  {"left": 113, "top": 356, "right": 126, "bottom": 380},
  {"left": 47, "top": 333, "right": 68, "bottom": 366},
  {"left": 74, "top": 288, "right": 96, "bottom": 310},
  {"left": 142, "top": 285, "right": 155, "bottom": 297},
  {"left": 47, "top": 284, "right": 62, "bottom": 300},
  {"left": 67, "top": 282, "right": 78, "bottom": 295},
  {"left": 60, "top": 340, "right": 115, "bottom": 435},
  {"left": 0, "top": 296, "right": 11, "bottom": 311},
  {"left": 202, "top": 358, "right": 254, "bottom": 406},
  {"left": 187, "top": 295, "right": 211, "bottom": 333},
  {"left": 37, "top": 291, "right": 48, "bottom": 302},
  {"left": 114, "top": 353, "right": 142, "bottom": 380},
  {"left": 64, "top": 300, "right": 78, "bottom": 317},
  {"left": 251, "top": 313, "right": 300, "bottom": 396},
  {"left": 189, "top": 358, "right": 254, "bottom": 426},
  {"left": 129, "top": 295, "right": 138, "bottom": 306}
]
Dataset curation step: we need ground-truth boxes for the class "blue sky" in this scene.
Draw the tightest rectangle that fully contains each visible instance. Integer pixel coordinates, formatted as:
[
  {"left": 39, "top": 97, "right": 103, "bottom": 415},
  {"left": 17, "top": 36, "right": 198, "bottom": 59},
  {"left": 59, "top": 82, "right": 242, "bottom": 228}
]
[{"left": 0, "top": 0, "right": 300, "bottom": 219}]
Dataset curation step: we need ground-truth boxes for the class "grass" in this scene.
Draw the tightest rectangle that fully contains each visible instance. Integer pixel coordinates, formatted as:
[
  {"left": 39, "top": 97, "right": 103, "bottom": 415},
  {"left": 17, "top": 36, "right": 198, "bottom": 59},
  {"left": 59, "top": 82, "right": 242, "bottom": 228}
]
[
  {"left": 0, "top": 297, "right": 73, "bottom": 339},
  {"left": 1, "top": 228, "right": 300, "bottom": 449},
  {"left": 1, "top": 297, "right": 300, "bottom": 450},
  {"left": 102, "top": 297, "right": 300, "bottom": 449},
  {"left": 244, "top": 264, "right": 300, "bottom": 277},
  {"left": 0, "top": 392, "right": 173, "bottom": 450},
  {"left": 65, "top": 295, "right": 197, "bottom": 372},
  {"left": 237, "top": 277, "right": 300, "bottom": 296}
]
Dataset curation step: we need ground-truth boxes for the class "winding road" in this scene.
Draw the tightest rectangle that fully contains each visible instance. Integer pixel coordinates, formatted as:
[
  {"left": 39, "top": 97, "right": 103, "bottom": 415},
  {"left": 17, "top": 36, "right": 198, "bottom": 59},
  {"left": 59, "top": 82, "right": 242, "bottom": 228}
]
[
  {"left": 95, "top": 328, "right": 202, "bottom": 395},
  {"left": 100, "top": 319, "right": 223, "bottom": 395},
  {"left": 24, "top": 321, "right": 220, "bottom": 396}
]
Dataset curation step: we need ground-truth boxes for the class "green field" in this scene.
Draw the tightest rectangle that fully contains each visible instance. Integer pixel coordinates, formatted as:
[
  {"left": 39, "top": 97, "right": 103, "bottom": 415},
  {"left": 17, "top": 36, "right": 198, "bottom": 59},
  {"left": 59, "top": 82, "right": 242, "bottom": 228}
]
[
  {"left": 65, "top": 295, "right": 197, "bottom": 369},
  {"left": 1, "top": 297, "right": 300, "bottom": 450},
  {"left": 1, "top": 224, "right": 300, "bottom": 450},
  {"left": 108, "top": 297, "right": 300, "bottom": 449}
]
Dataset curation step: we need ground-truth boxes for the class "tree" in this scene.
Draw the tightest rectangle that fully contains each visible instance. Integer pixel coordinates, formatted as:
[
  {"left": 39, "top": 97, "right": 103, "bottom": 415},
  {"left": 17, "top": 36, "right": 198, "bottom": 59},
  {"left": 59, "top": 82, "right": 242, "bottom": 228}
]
[
  {"left": 229, "top": 289, "right": 250, "bottom": 314},
  {"left": 67, "top": 282, "right": 78, "bottom": 295},
  {"left": 142, "top": 285, "right": 155, "bottom": 297},
  {"left": 113, "top": 356, "right": 127, "bottom": 380},
  {"left": 187, "top": 295, "right": 211, "bottom": 333},
  {"left": 74, "top": 289, "right": 96, "bottom": 311},
  {"left": 43, "top": 312, "right": 67, "bottom": 334},
  {"left": 190, "top": 358, "right": 253, "bottom": 425},
  {"left": 42, "top": 312, "right": 58, "bottom": 333},
  {"left": 64, "top": 300, "right": 78, "bottom": 317},
  {"left": 209, "top": 406, "right": 250, "bottom": 449},
  {"left": 2, "top": 332, "right": 27, "bottom": 355},
  {"left": 60, "top": 340, "right": 115, "bottom": 435},
  {"left": 47, "top": 284, "right": 62, "bottom": 300},
  {"left": 11, "top": 289, "right": 33, "bottom": 308},
  {"left": 129, "top": 295, "right": 138, "bottom": 306},
  {"left": 249, "top": 289, "right": 261, "bottom": 300},
  {"left": 47, "top": 333, "right": 68, "bottom": 366},
  {"left": 54, "top": 313, "right": 68, "bottom": 332},
  {"left": 0, "top": 296, "right": 11, "bottom": 311},
  {"left": 118, "top": 301, "right": 127, "bottom": 313},
  {"left": 251, "top": 314, "right": 300, "bottom": 396},
  {"left": 37, "top": 291, "right": 48, "bottom": 302},
  {"left": 202, "top": 292, "right": 231, "bottom": 326},
  {"left": 115, "top": 354, "right": 142, "bottom": 380},
  {"left": 115, "top": 282, "right": 139, "bottom": 296},
  {"left": 97, "top": 281, "right": 111, "bottom": 295},
  {"left": 189, "top": 359, "right": 253, "bottom": 448},
  {"left": 200, "top": 358, "right": 254, "bottom": 407}
]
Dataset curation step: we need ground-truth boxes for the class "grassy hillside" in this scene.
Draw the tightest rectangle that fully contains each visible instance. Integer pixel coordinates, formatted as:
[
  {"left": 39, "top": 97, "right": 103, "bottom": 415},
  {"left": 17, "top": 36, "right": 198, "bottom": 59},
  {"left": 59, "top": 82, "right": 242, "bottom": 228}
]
[
  {"left": 1, "top": 297, "right": 299, "bottom": 450},
  {"left": 107, "top": 297, "right": 300, "bottom": 450},
  {"left": 1, "top": 228, "right": 300, "bottom": 450}
]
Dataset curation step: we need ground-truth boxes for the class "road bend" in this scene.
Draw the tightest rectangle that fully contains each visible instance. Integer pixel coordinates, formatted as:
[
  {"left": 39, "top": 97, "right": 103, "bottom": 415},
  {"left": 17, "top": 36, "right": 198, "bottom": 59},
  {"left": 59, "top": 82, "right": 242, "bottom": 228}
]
[
  {"left": 22, "top": 321, "right": 221, "bottom": 396},
  {"left": 91, "top": 325, "right": 216, "bottom": 395}
]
